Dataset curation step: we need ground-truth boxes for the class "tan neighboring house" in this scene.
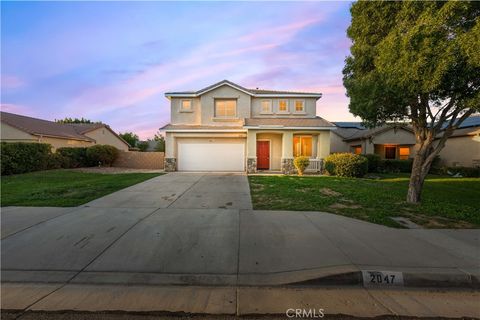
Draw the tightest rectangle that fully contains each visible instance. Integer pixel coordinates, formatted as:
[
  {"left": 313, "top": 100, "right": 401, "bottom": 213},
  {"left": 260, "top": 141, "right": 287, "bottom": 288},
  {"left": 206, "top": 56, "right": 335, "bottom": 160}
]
[
  {"left": 0, "top": 111, "right": 130, "bottom": 151},
  {"left": 332, "top": 116, "right": 480, "bottom": 167},
  {"left": 162, "top": 80, "right": 334, "bottom": 173}
]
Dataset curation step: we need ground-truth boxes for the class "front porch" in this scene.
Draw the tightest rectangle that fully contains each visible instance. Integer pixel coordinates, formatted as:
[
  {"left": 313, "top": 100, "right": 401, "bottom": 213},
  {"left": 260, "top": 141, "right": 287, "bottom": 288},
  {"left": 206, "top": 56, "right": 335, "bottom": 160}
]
[{"left": 246, "top": 130, "right": 330, "bottom": 174}]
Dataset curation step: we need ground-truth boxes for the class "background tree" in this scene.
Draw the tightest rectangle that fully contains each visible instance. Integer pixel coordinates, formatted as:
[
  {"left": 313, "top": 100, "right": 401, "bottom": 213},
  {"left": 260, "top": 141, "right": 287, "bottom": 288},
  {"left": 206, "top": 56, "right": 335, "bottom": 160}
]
[
  {"left": 153, "top": 130, "right": 165, "bottom": 152},
  {"left": 119, "top": 132, "right": 139, "bottom": 148},
  {"left": 55, "top": 117, "right": 100, "bottom": 124},
  {"left": 137, "top": 141, "right": 149, "bottom": 152},
  {"left": 343, "top": 1, "right": 479, "bottom": 203}
]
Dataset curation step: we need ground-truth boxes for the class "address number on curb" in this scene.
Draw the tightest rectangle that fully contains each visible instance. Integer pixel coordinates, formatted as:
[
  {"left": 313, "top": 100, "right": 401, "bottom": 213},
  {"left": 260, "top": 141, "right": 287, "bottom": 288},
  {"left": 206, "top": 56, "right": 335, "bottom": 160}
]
[{"left": 362, "top": 271, "right": 404, "bottom": 286}]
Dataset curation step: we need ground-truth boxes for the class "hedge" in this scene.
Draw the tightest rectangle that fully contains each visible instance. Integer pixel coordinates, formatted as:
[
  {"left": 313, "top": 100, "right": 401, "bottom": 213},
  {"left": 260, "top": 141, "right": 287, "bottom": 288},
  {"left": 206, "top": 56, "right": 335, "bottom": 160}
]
[
  {"left": 56, "top": 147, "right": 89, "bottom": 168},
  {"left": 324, "top": 153, "right": 368, "bottom": 177},
  {"left": 85, "top": 145, "right": 119, "bottom": 167},
  {"left": 439, "top": 166, "right": 480, "bottom": 177},
  {"left": 363, "top": 154, "right": 381, "bottom": 172},
  {"left": 1, "top": 143, "right": 121, "bottom": 175},
  {"left": 378, "top": 159, "right": 413, "bottom": 173},
  {"left": 1, "top": 142, "right": 53, "bottom": 175}
]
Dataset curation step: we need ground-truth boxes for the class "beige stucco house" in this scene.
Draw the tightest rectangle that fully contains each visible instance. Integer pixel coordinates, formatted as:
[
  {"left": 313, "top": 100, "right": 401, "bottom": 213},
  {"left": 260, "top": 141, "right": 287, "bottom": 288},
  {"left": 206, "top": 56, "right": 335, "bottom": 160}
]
[
  {"left": 1, "top": 111, "right": 130, "bottom": 151},
  {"left": 332, "top": 117, "right": 480, "bottom": 167},
  {"left": 162, "top": 80, "right": 334, "bottom": 173}
]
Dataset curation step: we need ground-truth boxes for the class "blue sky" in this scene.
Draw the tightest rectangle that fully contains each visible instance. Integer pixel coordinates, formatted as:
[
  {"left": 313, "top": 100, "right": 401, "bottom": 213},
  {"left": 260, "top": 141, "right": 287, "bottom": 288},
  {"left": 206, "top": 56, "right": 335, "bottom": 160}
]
[{"left": 1, "top": 1, "right": 355, "bottom": 139}]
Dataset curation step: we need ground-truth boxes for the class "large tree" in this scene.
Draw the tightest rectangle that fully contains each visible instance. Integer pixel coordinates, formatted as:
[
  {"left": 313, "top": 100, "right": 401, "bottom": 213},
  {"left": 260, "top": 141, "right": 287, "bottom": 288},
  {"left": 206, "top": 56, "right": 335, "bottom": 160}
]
[
  {"left": 118, "top": 132, "right": 139, "bottom": 148},
  {"left": 343, "top": 1, "right": 479, "bottom": 203}
]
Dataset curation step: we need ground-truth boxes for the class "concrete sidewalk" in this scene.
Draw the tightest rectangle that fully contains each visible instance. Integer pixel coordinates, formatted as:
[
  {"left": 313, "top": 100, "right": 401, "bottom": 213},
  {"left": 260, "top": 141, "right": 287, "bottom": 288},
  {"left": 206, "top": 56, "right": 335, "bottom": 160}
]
[{"left": 2, "top": 283, "right": 479, "bottom": 318}]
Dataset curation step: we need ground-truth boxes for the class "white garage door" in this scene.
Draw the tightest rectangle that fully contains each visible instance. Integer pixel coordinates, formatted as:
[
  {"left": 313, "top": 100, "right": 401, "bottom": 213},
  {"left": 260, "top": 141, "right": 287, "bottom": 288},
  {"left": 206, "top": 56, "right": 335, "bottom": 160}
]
[{"left": 177, "top": 139, "right": 245, "bottom": 171}]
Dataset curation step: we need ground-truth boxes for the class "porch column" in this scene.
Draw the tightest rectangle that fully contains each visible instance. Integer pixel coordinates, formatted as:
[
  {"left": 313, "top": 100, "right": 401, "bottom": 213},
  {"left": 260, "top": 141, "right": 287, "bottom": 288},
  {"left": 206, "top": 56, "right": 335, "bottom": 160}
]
[
  {"left": 246, "top": 130, "right": 257, "bottom": 173},
  {"left": 281, "top": 131, "right": 294, "bottom": 174},
  {"left": 164, "top": 132, "right": 177, "bottom": 171},
  {"left": 317, "top": 131, "right": 331, "bottom": 159}
]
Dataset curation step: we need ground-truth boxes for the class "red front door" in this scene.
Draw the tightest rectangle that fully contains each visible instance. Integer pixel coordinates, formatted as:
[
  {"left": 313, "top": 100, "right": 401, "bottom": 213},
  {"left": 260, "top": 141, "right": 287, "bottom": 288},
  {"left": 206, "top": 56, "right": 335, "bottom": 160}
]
[{"left": 257, "top": 141, "right": 270, "bottom": 170}]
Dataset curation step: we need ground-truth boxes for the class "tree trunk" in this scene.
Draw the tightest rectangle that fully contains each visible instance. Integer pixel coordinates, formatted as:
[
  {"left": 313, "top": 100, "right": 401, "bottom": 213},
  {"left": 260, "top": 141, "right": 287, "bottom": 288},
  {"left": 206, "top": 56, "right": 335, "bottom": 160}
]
[
  {"left": 406, "top": 144, "right": 435, "bottom": 204},
  {"left": 407, "top": 154, "right": 426, "bottom": 203}
]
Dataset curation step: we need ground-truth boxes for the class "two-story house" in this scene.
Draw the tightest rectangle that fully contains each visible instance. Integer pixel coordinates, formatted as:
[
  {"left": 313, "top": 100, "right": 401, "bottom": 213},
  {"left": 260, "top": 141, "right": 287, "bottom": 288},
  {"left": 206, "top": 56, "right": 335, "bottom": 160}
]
[{"left": 162, "top": 80, "right": 334, "bottom": 173}]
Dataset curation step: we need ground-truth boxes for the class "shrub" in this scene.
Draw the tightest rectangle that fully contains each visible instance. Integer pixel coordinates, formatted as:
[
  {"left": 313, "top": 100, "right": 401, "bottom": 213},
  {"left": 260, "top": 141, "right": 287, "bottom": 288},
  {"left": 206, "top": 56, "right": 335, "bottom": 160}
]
[
  {"left": 86, "top": 145, "right": 119, "bottom": 167},
  {"left": 47, "top": 153, "right": 70, "bottom": 169},
  {"left": 324, "top": 153, "right": 368, "bottom": 177},
  {"left": 363, "top": 154, "right": 381, "bottom": 172},
  {"left": 1, "top": 142, "right": 53, "bottom": 175},
  {"left": 444, "top": 166, "right": 480, "bottom": 177},
  {"left": 378, "top": 159, "right": 413, "bottom": 173},
  {"left": 137, "top": 141, "right": 149, "bottom": 152},
  {"left": 294, "top": 156, "right": 310, "bottom": 176},
  {"left": 56, "top": 147, "right": 89, "bottom": 168}
]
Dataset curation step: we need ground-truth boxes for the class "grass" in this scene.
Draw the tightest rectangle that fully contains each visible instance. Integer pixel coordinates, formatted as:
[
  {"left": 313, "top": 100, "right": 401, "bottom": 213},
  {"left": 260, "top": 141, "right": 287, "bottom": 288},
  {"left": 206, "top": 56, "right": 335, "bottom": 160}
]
[
  {"left": 248, "top": 173, "right": 480, "bottom": 228},
  {"left": 1, "top": 170, "right": 162, "bottom": 207}
]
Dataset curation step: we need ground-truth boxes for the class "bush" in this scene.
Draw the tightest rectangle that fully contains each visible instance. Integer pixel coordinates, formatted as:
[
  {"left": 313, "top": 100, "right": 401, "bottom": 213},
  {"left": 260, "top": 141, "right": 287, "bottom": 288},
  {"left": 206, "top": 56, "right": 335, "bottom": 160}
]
[
  {"left": 324, "top": 153, "right": 368, "bottom": 177},
  {"left": 137, "top": 141, "right": 149, "bottom": 152},
  {"left": 364, "top": 154, "right": 381, "bottom": 172},
  {"left": 56, "top": 147, "right": 89, "bottom": 168},
  {"left": 1, "top": 142, "right": 53, "bottom": 175},
  {"left": 86, "top": 145, "right": 119, "bottom": 167},
  {"left": 47, "top": 153, "right": 70, "bottom": 169},
  {"left": 294, "top": 156, "right": 310, "bottom": 176},
  {"left": 443, "top": 166, "right": 480, "bottom": 177},
  {"left": 378, "top": 159, "right": 413, "bottom": 173}
]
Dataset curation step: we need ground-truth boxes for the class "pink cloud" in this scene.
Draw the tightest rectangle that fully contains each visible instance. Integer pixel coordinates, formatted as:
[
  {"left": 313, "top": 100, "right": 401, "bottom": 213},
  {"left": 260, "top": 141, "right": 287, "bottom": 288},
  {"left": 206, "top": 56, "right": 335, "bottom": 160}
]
[
  {"left": 1, "top": 75, "right": 25, "bottom": 89},
  {"left": 0, "top": 103, "right": 32, "bottom": 115}
]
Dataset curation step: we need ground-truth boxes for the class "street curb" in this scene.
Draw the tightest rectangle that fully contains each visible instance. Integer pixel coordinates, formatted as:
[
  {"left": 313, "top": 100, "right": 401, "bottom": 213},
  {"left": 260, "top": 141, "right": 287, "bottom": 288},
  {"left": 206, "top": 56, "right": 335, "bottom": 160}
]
[{"left": 289, "top": 270, "right": 480, "bottom": 288}]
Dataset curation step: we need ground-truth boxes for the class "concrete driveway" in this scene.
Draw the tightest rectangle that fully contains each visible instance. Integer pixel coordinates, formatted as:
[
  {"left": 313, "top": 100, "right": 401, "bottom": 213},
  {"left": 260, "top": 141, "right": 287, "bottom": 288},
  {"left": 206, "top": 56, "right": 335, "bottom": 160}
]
[
  {"left": 1, "top": 173, "right": 479, "bottom": 287},
  {"left": 84, "top": 172, "right": 252, "bottom": 210}
]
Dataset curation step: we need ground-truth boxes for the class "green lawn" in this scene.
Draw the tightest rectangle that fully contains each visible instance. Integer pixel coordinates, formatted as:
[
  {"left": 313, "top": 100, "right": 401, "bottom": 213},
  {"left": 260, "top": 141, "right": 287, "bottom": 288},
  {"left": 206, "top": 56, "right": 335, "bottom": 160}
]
[
  {"left": 249, "top": 174, "right": 480, "bottom": 228},
  {"left": 1, "top": 170, "right": 162, "bottom": 207}
]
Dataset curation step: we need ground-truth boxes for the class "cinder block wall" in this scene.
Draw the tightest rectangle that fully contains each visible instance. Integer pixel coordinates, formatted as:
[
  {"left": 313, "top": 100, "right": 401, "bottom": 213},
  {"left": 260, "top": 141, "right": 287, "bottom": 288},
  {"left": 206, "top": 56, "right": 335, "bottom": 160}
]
[{"left": 113, "top": 151, "right": 164, "bottom": 169}]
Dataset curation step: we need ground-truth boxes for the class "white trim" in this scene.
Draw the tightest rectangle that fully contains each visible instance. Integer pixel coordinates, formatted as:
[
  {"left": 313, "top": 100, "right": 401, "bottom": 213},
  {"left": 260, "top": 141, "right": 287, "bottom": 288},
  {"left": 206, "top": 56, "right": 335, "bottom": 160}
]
[
  {"left": 165, "top": 129, "right": 247, "bottom": 133},
  {"left": 256, "top": 138, "right": 272, "bottom": 170},
  {"left": 165, "top": 92, "right": 322, "bottom": 98},
  {"left": 244, "top": 126, "right": 335, "bottom": 130},
  {"left": 255, "top": 94, "right": 321, "bottom": 98}
]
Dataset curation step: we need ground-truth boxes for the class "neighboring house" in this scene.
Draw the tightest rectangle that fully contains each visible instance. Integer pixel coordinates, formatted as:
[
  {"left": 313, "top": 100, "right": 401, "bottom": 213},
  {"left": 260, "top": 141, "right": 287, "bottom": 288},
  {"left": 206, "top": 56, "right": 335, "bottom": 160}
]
[
  {"left": 332, "top": 116, "right": 480, "bottom": 167},
  {"left": 0, "top": 111, "right": 130, "bottom": 151},
  {"left": 162, "top": 80, "right": 334, "bottom": 173}
]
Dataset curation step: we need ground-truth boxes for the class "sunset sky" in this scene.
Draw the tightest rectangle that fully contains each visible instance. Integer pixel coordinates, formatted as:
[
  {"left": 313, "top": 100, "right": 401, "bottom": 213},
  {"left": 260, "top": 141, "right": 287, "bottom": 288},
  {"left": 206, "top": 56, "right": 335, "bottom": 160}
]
[{"left": 1, "top": 1, "right": 356, "bottom": 139}]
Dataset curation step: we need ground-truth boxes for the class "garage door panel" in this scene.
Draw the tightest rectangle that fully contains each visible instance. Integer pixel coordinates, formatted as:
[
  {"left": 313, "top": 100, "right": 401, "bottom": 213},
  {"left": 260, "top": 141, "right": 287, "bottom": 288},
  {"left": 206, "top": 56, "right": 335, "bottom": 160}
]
[{"left": 178, "top": 140, "right": 245, "bottom": 171}]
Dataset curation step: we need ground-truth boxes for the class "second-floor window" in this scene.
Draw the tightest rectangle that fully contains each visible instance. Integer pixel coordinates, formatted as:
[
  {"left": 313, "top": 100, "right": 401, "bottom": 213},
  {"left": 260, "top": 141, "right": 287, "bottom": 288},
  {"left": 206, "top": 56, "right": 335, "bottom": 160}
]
[
  {"left": 261, "top": 100, "right": 272, "bottom": 113},
  {"left": 294, "top": 100, "right": 305, "bottom": 113},
  {"left": 215, "top": 99, "right": 236, "bottom": 118},
  {"left": 181, "top": 100, "right": 192, "bottom": 111},
  {"left": 278, "top": 100, "right": 288, "bottom": 112}
]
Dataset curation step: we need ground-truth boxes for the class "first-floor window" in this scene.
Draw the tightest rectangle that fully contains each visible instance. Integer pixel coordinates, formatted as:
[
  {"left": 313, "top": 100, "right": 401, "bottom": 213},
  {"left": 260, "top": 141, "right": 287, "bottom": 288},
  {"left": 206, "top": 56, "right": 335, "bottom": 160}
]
[
  {"left": 385, "top": 146, "right": 396, "bottom": 159},
  {"left": 293, "top": 136, "right": 312, "bottom": 157},
  {"left": 215, "top": 99, "right": 236, "bottom": 118},
  {"left": 353, "top": 146, "right": 362, "bottom": 155},
  {"left": 399, "top": 147, "right": 410, "bottom": 160}
]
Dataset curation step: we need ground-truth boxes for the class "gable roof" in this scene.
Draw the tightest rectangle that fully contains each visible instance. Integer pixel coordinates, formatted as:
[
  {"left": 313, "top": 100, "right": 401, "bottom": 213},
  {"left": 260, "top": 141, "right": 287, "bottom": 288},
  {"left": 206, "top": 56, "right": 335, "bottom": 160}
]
[
  {"left": 343, "top": 124, "right": 413, "bottom": 142},
  {"left": 165, "top": 80, "right": 322, "bottom": 99},
  {"left": 1, "top": 111, "right": 129, "bottom": 147}
]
